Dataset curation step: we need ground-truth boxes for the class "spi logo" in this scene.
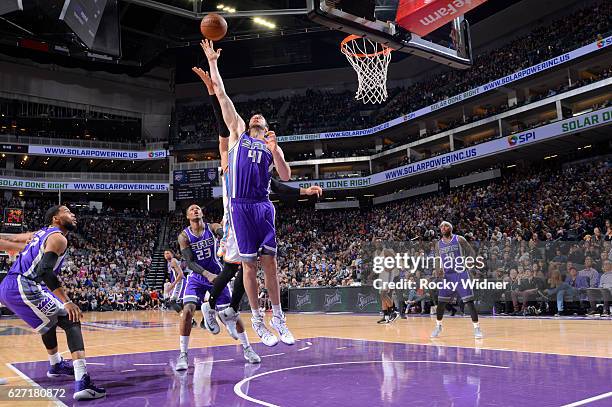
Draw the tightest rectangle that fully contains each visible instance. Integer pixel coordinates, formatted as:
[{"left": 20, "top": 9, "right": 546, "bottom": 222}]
[
  {"left": 147, "top": 151, "right": 167, "bottom": 158},
  {"left": 507, "top": 131, "right": 535, "bottom": 146},
  {"left": 597, "top": 37, "right": 612, "bottom": 49}
]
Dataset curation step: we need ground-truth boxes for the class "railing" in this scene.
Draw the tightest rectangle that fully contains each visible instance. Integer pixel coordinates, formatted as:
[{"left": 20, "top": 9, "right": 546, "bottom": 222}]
[
  {"left": 0, "top": 134, "right": 167, "bottom": 151},
  {"left": 0, "top": 168, "right": 168, "bottom": 182},
  {"left": 174, "top": 160, "right": 221, "bottom": 170}
]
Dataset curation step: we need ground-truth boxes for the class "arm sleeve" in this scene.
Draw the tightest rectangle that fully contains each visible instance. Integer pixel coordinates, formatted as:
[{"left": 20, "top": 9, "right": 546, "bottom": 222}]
[
  {"left": 210, "top": 94, "right": 230, "bottom": 138},
  {"left": 270, "top": 178, "right": 300, "bottom": 201},
  {"left": 33, "top": 251, "right": 61, "bottom": 291},
  {"left": 214, "top": 226, "right": 223, "bottom": 239},
  {"left": 180, "top": 247, "right": 208, "bottom": 275}
]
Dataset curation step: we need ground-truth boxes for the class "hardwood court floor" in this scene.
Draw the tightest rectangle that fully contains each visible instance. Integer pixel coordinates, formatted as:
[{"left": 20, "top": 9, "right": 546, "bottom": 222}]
[{"left": 1, "top": 311, "right": 610, "bottom": 406}]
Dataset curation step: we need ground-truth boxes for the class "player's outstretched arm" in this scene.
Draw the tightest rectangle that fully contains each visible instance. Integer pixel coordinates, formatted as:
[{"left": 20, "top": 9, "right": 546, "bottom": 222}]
[
  {"left": 0, "top": 238, "right": 27, "bottom": 253},
  {"left": 0, "top": 232, "right": 34, "bottom": 243},
  {"left": 191, "top": 67, "right": 231, "bottom": 168},
  {"left": 270, "top": 179, "right": 323, "bottom": 200},
  {"left": 199, "top": 39, "right": 245, "bottom": 141},
  {"left": 178, "top": 231, "right": 217, "bottom": 282},
  {"left": 40, "top": 233, "right": 82, "bottom": 322},
  {"left": 264, "top": 132, "right": 291, "bottom": 181}
]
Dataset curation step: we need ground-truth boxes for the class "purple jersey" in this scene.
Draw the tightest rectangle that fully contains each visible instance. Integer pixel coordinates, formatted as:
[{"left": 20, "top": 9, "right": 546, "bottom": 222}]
[
  {"left": 8, "top": 227, "right": 66, "bottom": 280},
  {"left": 437, "top": 234, "right": 474, "bottom": 301},
  {"left": 438, "top": 234, "right": 464, "bottom": 274},
  {"left": 183, "top": 225, "right": 222, "bottom": 275},
  {"left": 227, "top": 132, "right": 273, "bottom": 200}
]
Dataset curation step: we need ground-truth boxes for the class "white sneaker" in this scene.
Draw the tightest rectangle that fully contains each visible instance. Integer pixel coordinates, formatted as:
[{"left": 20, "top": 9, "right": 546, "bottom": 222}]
[
  {"left": 251, "top": 316, "right": 278, "bottom": 347},
  {"left": 219, "top": 307, "right": 239, "bottom": 340},
  {"left": 202, "top": 302, "right": 220, "bottom": 335},
  {"left": 175, "top": 352, "right": 188, "bottom": 371},
  {"left": 431, "top": 325, "right": 442, "bottom": 338},
  {"left": 271, "top": 314, "right": 295, "bottom": 345},
  {"left": 243, "top": 345, "right": 261, "bottom": 364}
]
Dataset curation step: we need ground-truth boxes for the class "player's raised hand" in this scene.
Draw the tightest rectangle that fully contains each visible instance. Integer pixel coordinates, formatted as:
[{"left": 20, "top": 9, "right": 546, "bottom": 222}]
[
  {"left": 200, "top": 39, "right": 222, "bottom": 62},
  {"left": 191, "top": 67, "right": 215, "bottom": 94},
  {"left": 264, "top": 131, "right": 278, "bottom": 154},
  {"left": 304, "top": 186, "right": 323, "bottom": 198}
]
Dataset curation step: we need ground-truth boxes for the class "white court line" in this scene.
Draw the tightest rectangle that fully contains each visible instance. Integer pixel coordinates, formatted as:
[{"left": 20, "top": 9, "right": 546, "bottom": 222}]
[
  {"left": 133, "top": 363, "right": 167, "bottom": 366},
  {"left": 305, "top": 342, "right": 312, "bottom": 346},
  {"left": 233, "top": 360, "right": 509, "bottom": 407},
  {"left": 5, "top": 363, "right": 68, "bottom": 407},
  {"left": 336, "top": 347, "right": 348, "bottom": 350},
  {"left": 121, "top": 369, "right": 136, "bottom": 373},
  {"left": 196, "top": 359, "right": 234, "bottom": 364},
  {"left": 317, "top": 335, "right": 612, "bottom": 359},
  {"left": 259, "top": 353, "right": 285, "bottom": 358},
  {"left": 560, "top": 391, "right": 612, "bottom": 407},
  {"left": 297, "top": 347, "right": 310, "bottom": 352},
  {"left": 86, "top": 362, "right": 106, "bottom": 365}
]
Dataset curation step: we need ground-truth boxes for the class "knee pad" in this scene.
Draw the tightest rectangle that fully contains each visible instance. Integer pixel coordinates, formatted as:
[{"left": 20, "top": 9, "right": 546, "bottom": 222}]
[
  {"left": 41, "top": 326, "right": 58, "bottom": 350},
  {"left": 57, "top": 316, "right": 85, "bottom": 353}
]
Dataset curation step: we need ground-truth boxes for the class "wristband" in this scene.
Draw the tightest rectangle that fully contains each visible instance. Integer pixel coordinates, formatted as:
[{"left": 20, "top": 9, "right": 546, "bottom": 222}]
[{"left": 64, "top": 300, "right": 73, "bottom": 305}]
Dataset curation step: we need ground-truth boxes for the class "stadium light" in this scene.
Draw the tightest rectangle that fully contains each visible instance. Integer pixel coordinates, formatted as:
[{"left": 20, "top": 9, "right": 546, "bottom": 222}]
[
  {"left": 253, "top": 17, "right": 276, "bottom": 28},
  {"left": 217, "top": 4, "right": 236, "bottom": 13}
]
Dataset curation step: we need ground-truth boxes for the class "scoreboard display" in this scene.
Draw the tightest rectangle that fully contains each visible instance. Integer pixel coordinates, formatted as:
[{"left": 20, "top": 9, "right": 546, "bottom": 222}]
[
  {"left": 0, "top": 144, "right": 28, "bottom": 153},
  {"left": 4, "top": 208, "right": 23, "bottom": 228},
  {"left": 173, "top": 169, "right": 218, "bottom": 201}
]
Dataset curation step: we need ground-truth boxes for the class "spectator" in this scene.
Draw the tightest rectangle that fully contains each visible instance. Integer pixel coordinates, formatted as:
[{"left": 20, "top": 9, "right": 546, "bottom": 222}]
[
  {"left": 511, "top": 269, "right": 546, "bottom": 315},
  {"left": 579, "top": 257, "right": 600, "bottom": 288},
  {"left": 586, "top": 260, "right": 612, "bottom": 316}
]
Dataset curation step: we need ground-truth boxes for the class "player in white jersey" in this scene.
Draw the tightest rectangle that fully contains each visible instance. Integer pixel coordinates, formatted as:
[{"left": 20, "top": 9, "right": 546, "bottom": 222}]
[{"left": 165, "top": 250, "right": 186, "bottom": 311}]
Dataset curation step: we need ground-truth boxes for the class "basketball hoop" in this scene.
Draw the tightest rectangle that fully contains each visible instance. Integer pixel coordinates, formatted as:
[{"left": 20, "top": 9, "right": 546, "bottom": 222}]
[{"left": 340, "top": 35, "right": 392, "bottom": 104}]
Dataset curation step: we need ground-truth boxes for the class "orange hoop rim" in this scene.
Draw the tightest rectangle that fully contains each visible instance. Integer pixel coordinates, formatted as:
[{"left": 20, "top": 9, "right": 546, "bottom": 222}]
[{"left": 340, "top": 35, "right": 392, "bottom": 58}]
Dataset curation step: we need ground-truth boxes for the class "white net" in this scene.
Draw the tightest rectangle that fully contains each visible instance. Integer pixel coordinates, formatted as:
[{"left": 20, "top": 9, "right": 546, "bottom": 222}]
[{"left": 341, "top": 35, "right": 392, "bottom": 104}]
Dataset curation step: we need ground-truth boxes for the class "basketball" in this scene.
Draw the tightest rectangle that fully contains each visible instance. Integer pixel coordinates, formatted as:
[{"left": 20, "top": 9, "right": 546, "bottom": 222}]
[{"left": 200, "top": 13, "right": 228, "bottom": 41}]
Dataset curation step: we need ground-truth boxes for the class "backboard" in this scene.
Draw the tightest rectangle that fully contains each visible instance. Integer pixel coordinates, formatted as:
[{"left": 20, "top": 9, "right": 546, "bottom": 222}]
[{"left": 308, "top": 0, "right": 475, "bottom": 69}]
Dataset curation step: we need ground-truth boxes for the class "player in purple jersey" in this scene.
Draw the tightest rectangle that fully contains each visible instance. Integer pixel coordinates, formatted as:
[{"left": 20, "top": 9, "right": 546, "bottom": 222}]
[
  {"left": 201, "top": 39, "right": 295, "bottom": 346},
  {"left": 0, "top": 205, "right": 106, "bottom": 400},
  {"left": 430, "top": 221, "right": 484, "bottom": 339},
  {"left": 0, "top": 233, "right": 36, "bottom": 386},
  {"left": 175, "top": 204, "right": 260, "bottom": 371},
  {"left": 191, "top": 65, "right": 323, "bottom": 346}
]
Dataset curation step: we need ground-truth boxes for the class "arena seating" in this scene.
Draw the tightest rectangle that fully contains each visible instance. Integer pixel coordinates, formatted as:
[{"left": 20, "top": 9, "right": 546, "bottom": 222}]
[{"left": 173, "top": 1, "right": 612, "bottom": 147}]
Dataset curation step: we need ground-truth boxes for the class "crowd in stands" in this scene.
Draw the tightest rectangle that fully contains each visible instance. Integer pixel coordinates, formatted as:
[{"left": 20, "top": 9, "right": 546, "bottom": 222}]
[
  {"left": 174, "top": 1, "right": 611, "bottom": 150},
  {"left": 1, "top": 156, "right": 610, "bottom": 316},
  {"left": 57, "top": 214, "right": 161, "bottom": 312},
  {"left": 164, "top": 157, "right": 611, "bottom": 316},
  {"left": 1, "top": 199, "right": 164, "bottom": 312},
  {"left": 277, "top": 159, "right": 612, "bottom": 316},
  {"left": 176, "top": 96, "right": 284, "bottom": 146}
]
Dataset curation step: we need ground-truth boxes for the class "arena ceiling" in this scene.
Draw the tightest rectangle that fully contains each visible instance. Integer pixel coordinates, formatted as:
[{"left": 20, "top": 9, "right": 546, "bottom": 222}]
[{"left": 0, "top": 0, "right": 541, "bottom": 77}]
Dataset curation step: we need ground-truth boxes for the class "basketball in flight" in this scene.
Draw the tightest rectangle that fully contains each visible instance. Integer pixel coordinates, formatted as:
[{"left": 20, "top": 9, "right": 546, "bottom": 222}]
[{"left": 200, "top": 13, "right": 228, "bottom": 41}]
